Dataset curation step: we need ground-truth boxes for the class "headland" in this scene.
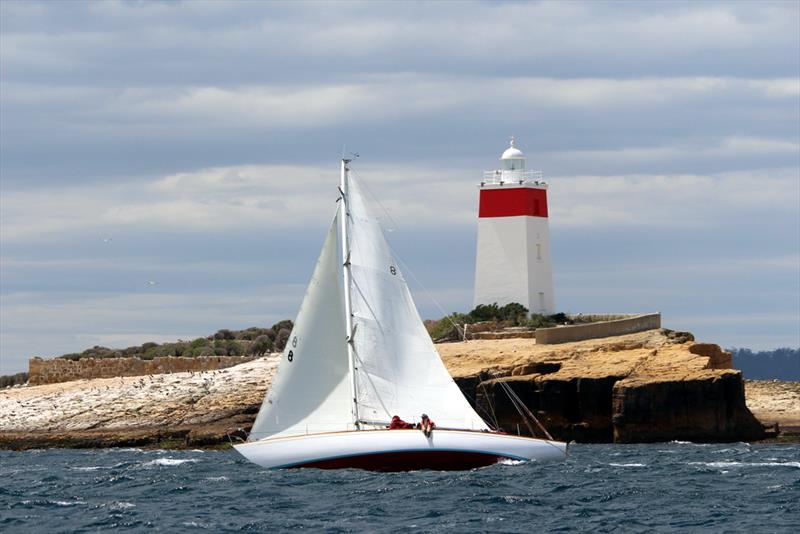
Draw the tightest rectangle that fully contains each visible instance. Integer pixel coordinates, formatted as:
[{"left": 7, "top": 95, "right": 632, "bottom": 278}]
[{"left": 1, "top": 328, "right": 797, "bottom": 449}]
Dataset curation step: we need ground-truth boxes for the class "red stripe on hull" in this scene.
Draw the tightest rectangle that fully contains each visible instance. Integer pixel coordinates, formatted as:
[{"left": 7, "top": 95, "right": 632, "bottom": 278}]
[
  {"left": 292, "top": 451, "right": 502, "bottom": 472},
  {"left": 479, "top": 187, "right": 548, "bottom": 218}
]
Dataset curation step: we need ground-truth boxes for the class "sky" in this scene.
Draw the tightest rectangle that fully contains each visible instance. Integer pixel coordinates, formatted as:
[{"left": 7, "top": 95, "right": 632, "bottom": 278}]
[{"left": 1, "top": 0, "right": 798, "bottom": 374}]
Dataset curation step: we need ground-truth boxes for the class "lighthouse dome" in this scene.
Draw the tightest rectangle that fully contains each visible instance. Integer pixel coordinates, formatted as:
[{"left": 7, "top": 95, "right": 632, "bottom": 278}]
[
  {"left": 501, "top": 146, "right": 524, "bottom": 160},
  {"left": 500, "top": 137, "right": 525, "bottom": 171}
]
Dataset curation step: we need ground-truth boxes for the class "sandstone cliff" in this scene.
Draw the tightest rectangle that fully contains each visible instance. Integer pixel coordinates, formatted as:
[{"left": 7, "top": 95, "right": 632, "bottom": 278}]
[
  {"left": 437, "top": 329, "right": 765, "bottom": 443},
  {"left": 0, "top": 328, "right": 775, "bottom": 449}
]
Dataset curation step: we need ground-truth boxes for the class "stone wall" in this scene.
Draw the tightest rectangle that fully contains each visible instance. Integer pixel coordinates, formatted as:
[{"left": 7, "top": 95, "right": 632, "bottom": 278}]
[
  {"left": 535, "top": 313, "right": 661, "bottom": 344},
  {"left": 28, "top": 355, "right": 256, "bottom": 386}
]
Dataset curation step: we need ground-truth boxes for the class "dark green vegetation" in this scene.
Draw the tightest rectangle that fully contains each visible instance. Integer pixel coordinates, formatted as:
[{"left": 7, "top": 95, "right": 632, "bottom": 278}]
[
  {"left": 54, "top": 321, "right": 294, "bottom": 363},
  {"left": 424, "top": 302, "right": 623, "bottom": 341},
  {"left": 731, "top": 348, "right": 800, "bottom": 380},
  {"left": 0, "top": 372, "right": 28, "bottom": 389}
]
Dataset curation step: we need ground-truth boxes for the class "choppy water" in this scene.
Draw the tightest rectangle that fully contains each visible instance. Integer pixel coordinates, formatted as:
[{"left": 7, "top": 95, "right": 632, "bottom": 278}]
[{"left": 1, "top": 442, "right": 798, "bottom": 532}]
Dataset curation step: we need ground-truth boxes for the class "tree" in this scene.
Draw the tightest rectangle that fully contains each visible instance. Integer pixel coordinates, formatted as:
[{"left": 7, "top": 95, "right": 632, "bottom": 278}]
[
  {"left": 275, "top": 328, "right": 291, "bottom": 351},
  {"left": 249, "top": 335, "right": 274, "bottom": 356},
  {"left": 214, "top": 329, "right": 235, "bottom": 340},
  {"left": 224, "top": 340, "right": 244, "bottom": 356},
  {"left": 271, "top": 320, "right": 294, "bottom": 334}
]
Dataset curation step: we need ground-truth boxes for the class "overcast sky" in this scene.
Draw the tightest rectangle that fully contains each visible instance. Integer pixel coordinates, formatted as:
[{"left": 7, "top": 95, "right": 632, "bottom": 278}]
[{"left": 1, "top": 0, "right": 798, "bottom": 374}]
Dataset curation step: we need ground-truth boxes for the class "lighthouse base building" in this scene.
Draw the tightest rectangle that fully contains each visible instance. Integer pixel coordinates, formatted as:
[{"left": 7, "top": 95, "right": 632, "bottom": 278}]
[{"left": 474, "top": 138, "right": 555, "bottom": 315}]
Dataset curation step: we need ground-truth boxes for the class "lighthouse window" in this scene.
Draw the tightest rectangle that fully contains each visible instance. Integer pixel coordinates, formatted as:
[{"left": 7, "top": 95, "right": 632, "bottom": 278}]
[
  {"left": 502, "top": 158, "right": 525, "bottom": 171},
  {"left": 537, "top": 244, "right": 542, "bottom": 260}
]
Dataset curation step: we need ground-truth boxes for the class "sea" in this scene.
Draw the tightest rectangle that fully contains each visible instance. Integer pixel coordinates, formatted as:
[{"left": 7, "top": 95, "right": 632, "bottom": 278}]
[{"left": 1, "top": 442, "right": 798, "bottom": 533}]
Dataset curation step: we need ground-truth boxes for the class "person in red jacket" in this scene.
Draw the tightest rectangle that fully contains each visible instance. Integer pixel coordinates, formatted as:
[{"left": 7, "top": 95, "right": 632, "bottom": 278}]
[{"left": 388, "top": 415, "right": 414, "bottom": 429}]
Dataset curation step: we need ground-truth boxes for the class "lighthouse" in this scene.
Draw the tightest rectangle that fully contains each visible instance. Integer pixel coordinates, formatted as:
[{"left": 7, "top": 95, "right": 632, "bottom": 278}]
[{"left": 473, "top": 138, "right": 555, "bottom": 314}]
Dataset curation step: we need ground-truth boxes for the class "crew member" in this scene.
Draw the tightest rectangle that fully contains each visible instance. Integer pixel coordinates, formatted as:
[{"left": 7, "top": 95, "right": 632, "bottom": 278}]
[
  {"left": 388, "top": 415, "right": 414, "bottom": 429},
  {"left": 418, "top": 413, "right": 435, "bottom": 437}
]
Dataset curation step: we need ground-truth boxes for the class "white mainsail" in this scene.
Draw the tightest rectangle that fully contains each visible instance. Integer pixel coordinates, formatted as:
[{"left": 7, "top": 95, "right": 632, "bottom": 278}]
[
  {"left": 249, "top": 212, "right": 353, "bottom": 441},
  {"left": 346, "top": 176, "right": 488, "bottom": 431}
]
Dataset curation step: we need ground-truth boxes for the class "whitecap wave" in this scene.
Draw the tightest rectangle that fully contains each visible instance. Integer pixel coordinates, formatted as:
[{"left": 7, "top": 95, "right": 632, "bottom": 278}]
[
  {"left": 498, "top": 459, "right": 526, "bottom": 466},
  {"left": 609, "top": 463, "right": 646, "bottom": 467},
  {"left": 689, "top": 461, "right": 800, "bottom": 469},
  {"left": 143, "top": 458, "right": 198, "bottom": 467},
  {"left": 52, "top": 500, "right": 87, "bottom": 506}
]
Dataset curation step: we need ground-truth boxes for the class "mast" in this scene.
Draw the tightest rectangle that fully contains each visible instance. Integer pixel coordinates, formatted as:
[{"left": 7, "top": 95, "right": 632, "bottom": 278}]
[{"left": 339, "top": 158, "right": 360, "bottom": 429}]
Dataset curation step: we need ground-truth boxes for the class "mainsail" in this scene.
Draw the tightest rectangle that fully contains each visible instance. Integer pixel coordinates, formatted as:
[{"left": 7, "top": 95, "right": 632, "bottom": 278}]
[
  {"left": 345, "top": 175, "right": 488, "bottom": 431},
  {"left": 249, "top": 212, "right": 353, "bottom": 440},
  {"left": 249, "top": 164, "right": 488, "bottom": 442}
]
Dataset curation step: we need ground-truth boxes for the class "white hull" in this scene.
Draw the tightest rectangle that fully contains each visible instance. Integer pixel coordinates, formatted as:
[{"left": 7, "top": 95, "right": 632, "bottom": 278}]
[{"left": 234, "top": 429, "right": 567, "bottom": 471}]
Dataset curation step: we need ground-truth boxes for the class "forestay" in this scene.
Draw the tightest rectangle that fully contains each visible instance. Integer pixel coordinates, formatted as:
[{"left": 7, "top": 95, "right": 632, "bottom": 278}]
[
  {"left": 346, "top": 176, "right": 488, "bottom": 431},
  {"left": 249, "top": 212, "right": 353, "bottom": 440}
]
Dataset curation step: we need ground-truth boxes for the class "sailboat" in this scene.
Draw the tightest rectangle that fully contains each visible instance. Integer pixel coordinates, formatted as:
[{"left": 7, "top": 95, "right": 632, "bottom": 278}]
[{"left": 234, "top": 159, "right": 567, "bottom": 471}]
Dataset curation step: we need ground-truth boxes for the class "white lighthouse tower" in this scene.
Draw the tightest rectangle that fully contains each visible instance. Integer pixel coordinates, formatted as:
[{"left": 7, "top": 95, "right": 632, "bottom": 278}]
[{"left": 473, "top": 138, "right": 556, "bottom": 314}]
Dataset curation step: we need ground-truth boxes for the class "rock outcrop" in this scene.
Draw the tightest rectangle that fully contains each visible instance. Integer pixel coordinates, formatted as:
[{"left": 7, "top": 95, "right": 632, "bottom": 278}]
[
  {"left": 0, "top": 358, "right": 277, "bottom": 449},
  {"left": 438, "top": 328, "right": 766, "bottom": 443},
  {"left": 0, "top": 328, "right": 776, "bottom": 449}
]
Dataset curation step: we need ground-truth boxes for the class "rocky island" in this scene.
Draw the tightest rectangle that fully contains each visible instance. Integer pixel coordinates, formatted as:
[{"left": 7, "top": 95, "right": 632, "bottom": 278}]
[{"left": 1, "top": 328, "right": 797, "bottom": 449}]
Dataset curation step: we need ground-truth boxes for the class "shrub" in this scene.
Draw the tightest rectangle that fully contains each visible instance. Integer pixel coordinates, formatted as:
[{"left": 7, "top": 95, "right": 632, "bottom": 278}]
[
  {"left": 214, "top": 329, "right": 235, "bottom": 340},
  {"left": 465, "top": 302, "right": 529, "bottom": 325},
  {"left": 197, "top": 346, "right": 215, "bottom": 357},
  {"left": 249, "top": 335, "right": 274, "bottom": 356},
  {"left": 275, "top": 328, "right": 291, "bottom": 351},
  {"left": 141, "top": 342, "right": 158, "bottom": 352},
  {"left": 0, "top": 372, "right": 28, "bottom": 388},
  {"left": 499, "top": 303, "right": 528, "bottom": 324},
  {"left": 190, "top": 337, "right": 210, "bottom": 349},
  {"left": 427, "top": 313, "right": 470, "bottom": 341},
  {"left": 141, "top": 347, "right": 158, "bottom": 360},
  {"left": 271, "top": 320, "right": 294, "bottom": 334},
  {"left": 229, "top": 340, "right": 246, "bottom": 356},
  {"left": 240, "top": 327, "right": 269, "bottom": 341},
  {"left": 468, "top": 303, "right": 501, "bottom": 322},
  {"left": 524, "top": 314, "right": 557, "bottom": 329}
]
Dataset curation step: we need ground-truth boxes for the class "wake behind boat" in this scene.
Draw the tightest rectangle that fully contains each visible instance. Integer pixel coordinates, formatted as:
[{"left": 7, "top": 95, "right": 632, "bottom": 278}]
[{"left": 234, "top": 158, "right": 567, "bottom": 471}]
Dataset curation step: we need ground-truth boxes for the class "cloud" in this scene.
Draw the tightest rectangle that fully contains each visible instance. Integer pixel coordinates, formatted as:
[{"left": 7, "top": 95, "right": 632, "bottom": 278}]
[
  {"left": 2, "top": 1, "right": 797, "bottom": 83},
  {"left": 1, "top": 0, "right": 798, "bottom": 373},
  {"left": 2, "top": 157, "right": 797, "bottom": 244}
]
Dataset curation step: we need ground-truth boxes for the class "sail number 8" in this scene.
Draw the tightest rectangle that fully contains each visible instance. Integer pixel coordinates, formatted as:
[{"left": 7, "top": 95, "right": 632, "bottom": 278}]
[
  {"left": 287, "top": 350, "right": 294, "bottom": 362},
  {"left": 389, "top": 266, "right": 397, "bottom": 275}
]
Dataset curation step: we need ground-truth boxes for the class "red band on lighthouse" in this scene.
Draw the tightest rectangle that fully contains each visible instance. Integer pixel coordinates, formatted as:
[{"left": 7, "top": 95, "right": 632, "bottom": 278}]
[{"left": 478, "top": 187, "right": 548, "bottom": 218}]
